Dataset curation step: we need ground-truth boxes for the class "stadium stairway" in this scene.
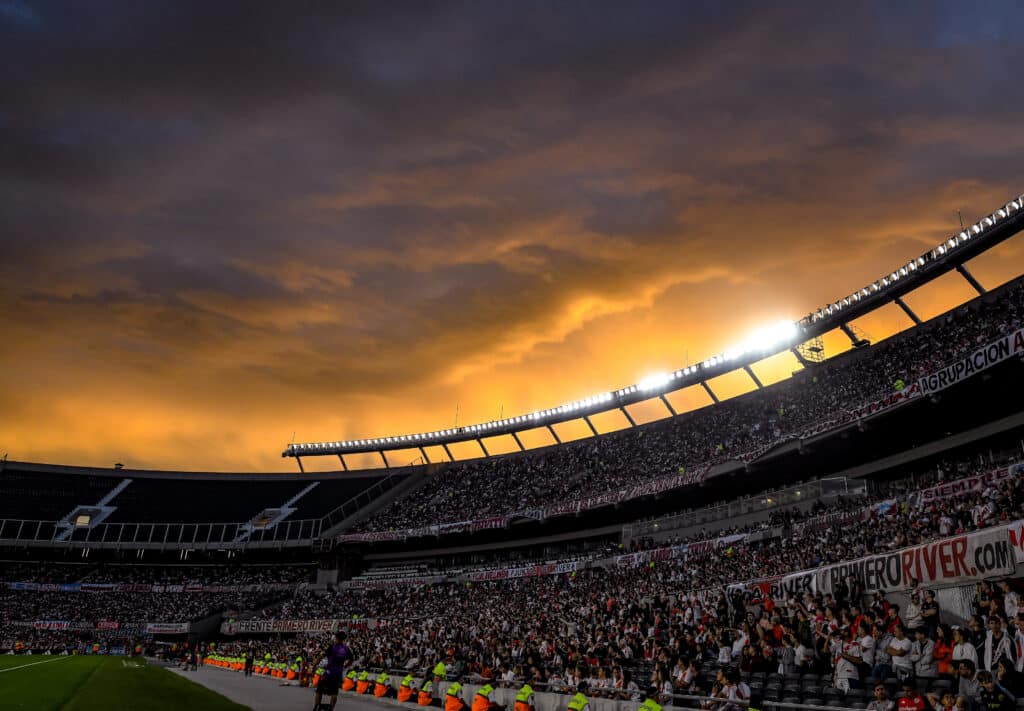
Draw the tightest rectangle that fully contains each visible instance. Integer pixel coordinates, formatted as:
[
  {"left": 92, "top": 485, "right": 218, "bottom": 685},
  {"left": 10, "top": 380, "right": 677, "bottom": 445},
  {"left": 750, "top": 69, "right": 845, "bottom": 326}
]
[{"left": 320, "top": 462, "right": 446, "bottom": 537}]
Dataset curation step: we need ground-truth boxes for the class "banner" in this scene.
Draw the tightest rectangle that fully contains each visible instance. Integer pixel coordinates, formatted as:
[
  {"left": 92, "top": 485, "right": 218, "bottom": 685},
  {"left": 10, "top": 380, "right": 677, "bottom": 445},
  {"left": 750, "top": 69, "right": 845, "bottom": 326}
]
[
  {"left": 96, "top": 620, "right": 120, "bottom": 630},
  {"left": 851, "top": 383, "right": 922, "bottom": 420},
  {"left": 919, "top": 327, "right": 1024, "bottom": 395},
  {"left": 144, "top": 623, "right": 191, "bottom": 634},
  {"left": 33, "top": 620, "right": 71, "bottom": 630},
  {"left": 791, "top": 510, "right": 867, "bottom": 536},
  {"left": 1005, "top": 518, "right": 1024, "bottom": 564},
  {"left": 5, "top": 581, "right": 296, "bottom": 594},
  {"left": 914, "top": 464, "right": 1020, "bottom": 506},
  {"left": 466, "top": 560, "right": 581, "bottom": 582},
  {"left": 817, "top": 525, "right": 1014, "bottom": 595},
  {"left": 221, "top": 619, "right": 338, "bottom": 635},
  {"left": 342, "top": 575, "right": 445, "bottom": 589}
]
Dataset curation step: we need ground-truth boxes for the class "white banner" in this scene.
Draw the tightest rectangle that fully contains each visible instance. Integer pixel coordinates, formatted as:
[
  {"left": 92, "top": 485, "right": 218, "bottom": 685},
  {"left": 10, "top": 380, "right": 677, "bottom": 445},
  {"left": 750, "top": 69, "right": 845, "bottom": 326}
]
[
  {"left": 466, "top": 560, "right": 579, "bottom": 582},
  {"left": 220, "top": 619, "right": 368, "bottom": 635},
  {"left": 919, "top": 327, "right": 1024, "bottom": 395},
  {"left": 144, "top": 622, "right": 191, "bottom": 634}
]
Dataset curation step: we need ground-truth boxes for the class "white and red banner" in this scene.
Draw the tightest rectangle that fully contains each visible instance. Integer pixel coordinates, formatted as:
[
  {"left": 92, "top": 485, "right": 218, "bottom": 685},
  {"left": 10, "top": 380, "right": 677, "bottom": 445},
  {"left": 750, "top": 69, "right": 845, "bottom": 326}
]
[
  {"left": 32, "top": 620, "right": 71, "bottom": 630},
  {"left": 1004, "top": 518, "right": 1024, "bottom": 564},
  {"left": 710, "top": 521, "right": 1022, "bottom": 605},
  {"left": 817, "top": 525, "right": 1014, "bottom": 594},
  {"left": 914, "top": 463, "right": 1021, "bottom": 506}
]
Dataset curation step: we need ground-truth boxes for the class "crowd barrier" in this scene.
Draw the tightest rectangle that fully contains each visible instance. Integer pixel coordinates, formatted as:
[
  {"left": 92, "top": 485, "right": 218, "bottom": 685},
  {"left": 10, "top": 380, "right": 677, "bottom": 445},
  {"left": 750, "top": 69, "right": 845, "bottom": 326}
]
[{"left": 205, "top": 664, "right": 869, "bottom": 711}]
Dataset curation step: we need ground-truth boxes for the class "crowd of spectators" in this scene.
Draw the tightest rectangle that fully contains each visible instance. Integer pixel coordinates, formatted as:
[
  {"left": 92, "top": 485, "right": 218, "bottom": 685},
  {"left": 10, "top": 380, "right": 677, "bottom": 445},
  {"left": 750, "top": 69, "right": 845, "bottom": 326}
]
[
  {"left": 6, "top": 458, "right": 1024, "bottom": 711},
  {"left": 0, "top": 563, "right": 314, "bottom": 646},
  {"left": 0, "top": 589, "right": 288, "bottom": 625},
  {"left": 353, "top": 280, "right": 1024, "bottom": 532},
  {"left": 201, "top": 462, "right": 1024, "bottom": 710}
]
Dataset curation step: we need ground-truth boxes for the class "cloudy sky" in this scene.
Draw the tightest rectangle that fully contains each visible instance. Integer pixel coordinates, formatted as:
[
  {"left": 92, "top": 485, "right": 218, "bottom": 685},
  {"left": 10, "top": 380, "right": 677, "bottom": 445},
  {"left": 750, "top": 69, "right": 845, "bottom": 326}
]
[{"left": 1, "top": 1, "right": 1022, "bottom": 472}]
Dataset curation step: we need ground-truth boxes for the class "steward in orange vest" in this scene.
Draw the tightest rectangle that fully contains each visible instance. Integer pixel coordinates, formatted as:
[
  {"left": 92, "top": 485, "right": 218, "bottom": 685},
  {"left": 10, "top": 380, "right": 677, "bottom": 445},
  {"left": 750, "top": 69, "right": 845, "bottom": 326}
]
[
  {"left": 375, "top": 671, "right": 393, "bottom": 697},
  {"left": 472, "top": 684, "right": 505, "bottom": 711},
  {"left": 513, "top": 683, "right": 535, "bottom": 711},
  {"left": 419, "top": 680, "right": 439, "bottom": 707},
  {"left": 398, "top": 674, "right": 417, "bottom": 702},
  {"left": 356, "top": 670, "right": 371, "bottom": 694},
  {"left": 446, "top": 681, "right": 469, "bottom": 711}
]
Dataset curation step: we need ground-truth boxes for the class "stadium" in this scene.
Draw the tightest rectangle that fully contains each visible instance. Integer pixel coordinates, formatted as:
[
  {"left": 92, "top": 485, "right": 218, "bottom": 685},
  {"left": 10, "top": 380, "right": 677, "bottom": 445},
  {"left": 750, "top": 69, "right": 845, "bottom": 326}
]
[
  {"left": 4, "top": 193, "right": 1024, "bottom": 709},
  {"left": 5, "top": 4, "right": 1024, "bottom": 711}
]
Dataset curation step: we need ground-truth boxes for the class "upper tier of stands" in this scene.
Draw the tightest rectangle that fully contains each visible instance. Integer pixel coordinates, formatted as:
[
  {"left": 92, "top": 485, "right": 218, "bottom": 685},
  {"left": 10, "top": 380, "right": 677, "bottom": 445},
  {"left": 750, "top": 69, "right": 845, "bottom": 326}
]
[
  {"left": 351, "top": 277, "right": 1024, "bottom": 532},
  {"left": 0, "top": 465, "right": 402, "bottom": 526}
]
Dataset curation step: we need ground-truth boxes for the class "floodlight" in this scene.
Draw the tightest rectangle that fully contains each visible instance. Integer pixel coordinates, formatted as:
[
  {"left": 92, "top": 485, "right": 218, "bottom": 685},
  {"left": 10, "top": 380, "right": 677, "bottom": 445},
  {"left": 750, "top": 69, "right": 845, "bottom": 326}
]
[{"left": 638, "top": 372, "right": 671, "bottom": 391}]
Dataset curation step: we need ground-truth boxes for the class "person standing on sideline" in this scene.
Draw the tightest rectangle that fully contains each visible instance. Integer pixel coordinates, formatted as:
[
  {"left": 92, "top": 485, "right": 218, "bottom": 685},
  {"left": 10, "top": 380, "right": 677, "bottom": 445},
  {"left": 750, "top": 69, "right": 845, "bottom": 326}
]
[{"left": 313, "top": 631, "right": 354, "bottom": 711}]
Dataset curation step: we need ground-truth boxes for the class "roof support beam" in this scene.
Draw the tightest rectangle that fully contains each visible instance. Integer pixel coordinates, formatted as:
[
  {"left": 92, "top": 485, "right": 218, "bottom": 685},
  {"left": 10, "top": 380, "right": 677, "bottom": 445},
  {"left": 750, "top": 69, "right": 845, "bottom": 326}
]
[
  {"left": 477, "top": 438, "right": 490, "bottom": 457},
  {"left": 418, "top": 447, "right": 430, "bottom": 464},
  {"left": 701, "top": 381, "right": 719, "bottom": 404},
  {"left": 337, "top": 454, "right": 348, "bottom": 471},
  {"left": 743, "top": 365, "right": 764, "bottom": 389},
  {"left": 659, "top": 394, "right": 677, "bottom": 416},
  {"left": 510, "top": 432, "right": 526, "bottom": 451},
  {"left": 441, "top": 443, "right": 455, "bottom": 462},
  {"left": 894, "top": 296, "right": 922, "bottom": 326},
  {"left": 546, "top": 424, "right": 561, "bottom": 444},
  {"left": 378, "top": 450, "right": 390, "bottom": 469},
  {"left": 619, "top": 406, "right": 637, "bottom": 427},
  {"left": 839, "top": 323, "right": 860, "bottom": 346},
  {"left": 956, "top": 264, "right": 986, "bottom": 295},
  {"left": 295, "top": 456, "right": 305, "bottom": 473},
  {"left": 790, "top": 347, "right": 810, "bottom": 368},
  {"left": 583, "top": 416, "right": 599, "bottom": 436}
]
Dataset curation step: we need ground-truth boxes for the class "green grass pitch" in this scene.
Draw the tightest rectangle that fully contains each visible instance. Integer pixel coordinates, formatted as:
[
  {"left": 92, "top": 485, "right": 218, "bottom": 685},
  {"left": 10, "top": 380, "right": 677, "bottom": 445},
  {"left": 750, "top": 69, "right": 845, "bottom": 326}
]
[{"left": 0, "top": 656, "right": 248, "bottom": 711}]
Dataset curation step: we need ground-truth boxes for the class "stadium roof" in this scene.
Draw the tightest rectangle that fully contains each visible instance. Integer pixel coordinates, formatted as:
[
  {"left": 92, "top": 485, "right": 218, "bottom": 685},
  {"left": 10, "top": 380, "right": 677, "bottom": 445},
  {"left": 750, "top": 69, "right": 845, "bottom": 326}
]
[{"left": 285, "top": 193, "right": 1024, "bottom": 467}]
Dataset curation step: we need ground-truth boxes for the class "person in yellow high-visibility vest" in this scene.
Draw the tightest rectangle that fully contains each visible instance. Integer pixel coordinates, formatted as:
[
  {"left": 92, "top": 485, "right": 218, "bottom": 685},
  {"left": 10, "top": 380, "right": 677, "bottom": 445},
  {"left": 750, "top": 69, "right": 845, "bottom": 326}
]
[
  {"left": 398, "top": 673, "right": 417, "bottom": 702},
  {"left": 472, "top": 683, "right": 505, "bottom": 711},
  {"left": 419, "top": 679, "right": 439, "bottom": 707},
  {"left": 433, "top": 661, "right": 447, "bottom": 681},
  {"left": 356, "top": 669, "right": 371, "bottom": 694},
  {"left": 446, "top": 679, "right": 469, "bottom": 711},
  {"left": 513, "top": 682, "right": 535, "bottom": 711},
  {"left": 565, "top": 681, "right": 590, "bottom": 711},
  {"left": 375, "top": 670, "right": 393, "bottom": 698}
]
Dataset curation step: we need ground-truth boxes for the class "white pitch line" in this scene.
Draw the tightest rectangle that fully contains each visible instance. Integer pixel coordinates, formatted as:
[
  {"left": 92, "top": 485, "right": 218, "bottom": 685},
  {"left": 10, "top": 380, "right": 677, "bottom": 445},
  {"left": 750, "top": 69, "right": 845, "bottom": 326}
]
[{"left": 0, "top": 655, "right": 72, "bottom": 673}]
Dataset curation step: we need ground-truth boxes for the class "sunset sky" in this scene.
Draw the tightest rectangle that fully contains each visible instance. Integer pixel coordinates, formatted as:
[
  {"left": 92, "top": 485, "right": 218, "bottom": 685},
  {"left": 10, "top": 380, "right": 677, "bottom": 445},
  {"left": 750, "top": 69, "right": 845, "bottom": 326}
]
[{"left": 2, "top": 2, "right": 1023, "bottom": 472}]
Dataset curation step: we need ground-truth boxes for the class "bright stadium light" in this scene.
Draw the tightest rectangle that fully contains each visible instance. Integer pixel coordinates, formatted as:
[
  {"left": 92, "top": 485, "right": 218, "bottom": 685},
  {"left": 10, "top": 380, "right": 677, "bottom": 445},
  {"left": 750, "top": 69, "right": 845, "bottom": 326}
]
[{"left": 638, "top": 372, "right": 671, "bottom": 391}]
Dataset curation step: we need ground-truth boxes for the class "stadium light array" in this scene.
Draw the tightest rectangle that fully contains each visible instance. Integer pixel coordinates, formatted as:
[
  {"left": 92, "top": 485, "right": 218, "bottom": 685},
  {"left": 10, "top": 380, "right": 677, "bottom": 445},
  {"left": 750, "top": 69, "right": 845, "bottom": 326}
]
[
  {"left": 286, "top": 318, "right": 803, "bottom": 455},
  {"left": 286, "top": 194, "right": 1024, "bottom": 458},
  {"left": 806, "top": 195, "right": 1024, "bottom": 324}
]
